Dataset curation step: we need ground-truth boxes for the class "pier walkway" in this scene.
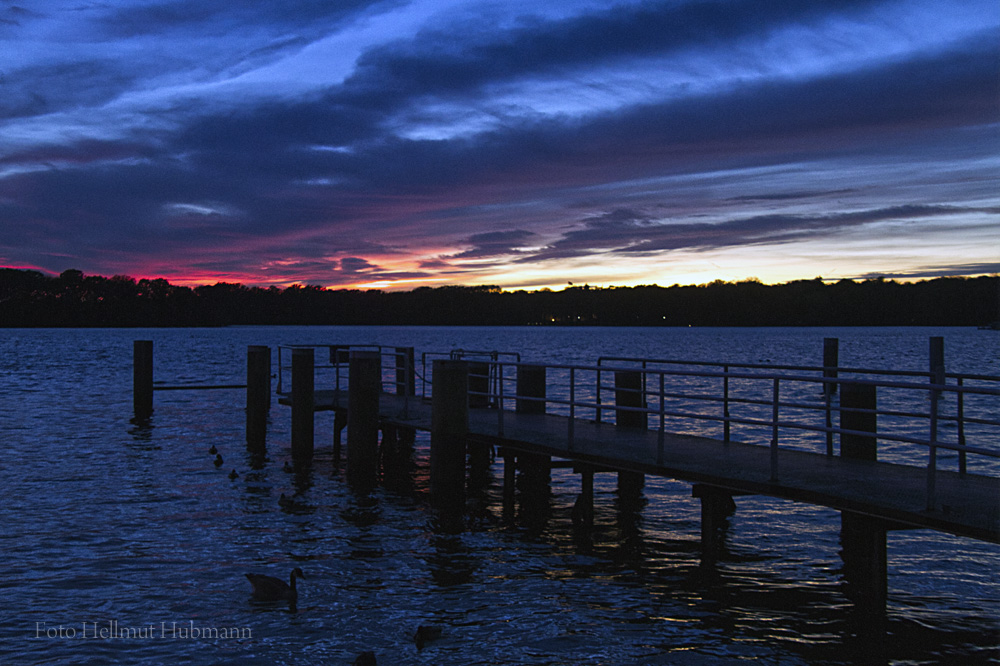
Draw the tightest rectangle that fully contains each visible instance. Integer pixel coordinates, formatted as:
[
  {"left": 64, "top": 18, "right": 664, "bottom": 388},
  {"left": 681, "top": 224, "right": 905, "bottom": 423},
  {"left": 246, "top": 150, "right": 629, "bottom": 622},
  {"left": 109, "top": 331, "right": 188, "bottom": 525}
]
[{"left": 297, "top": 388, "right": 1000, "bottom": 544}]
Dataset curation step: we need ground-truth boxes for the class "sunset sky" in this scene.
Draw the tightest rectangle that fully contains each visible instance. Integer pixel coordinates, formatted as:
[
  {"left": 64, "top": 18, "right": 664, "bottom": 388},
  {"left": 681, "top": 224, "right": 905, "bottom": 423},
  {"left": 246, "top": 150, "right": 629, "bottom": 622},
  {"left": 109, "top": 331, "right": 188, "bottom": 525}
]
[{"left": 1, "top": 0, "right": 998, "bottom": 290}]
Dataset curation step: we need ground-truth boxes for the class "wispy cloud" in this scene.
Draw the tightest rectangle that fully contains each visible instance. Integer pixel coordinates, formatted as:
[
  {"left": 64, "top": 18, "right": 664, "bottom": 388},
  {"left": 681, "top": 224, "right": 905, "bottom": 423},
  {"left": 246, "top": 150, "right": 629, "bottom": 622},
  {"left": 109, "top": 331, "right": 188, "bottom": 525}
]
[{"left": 0, "top": 0, "right": 997, "bottom": 287}]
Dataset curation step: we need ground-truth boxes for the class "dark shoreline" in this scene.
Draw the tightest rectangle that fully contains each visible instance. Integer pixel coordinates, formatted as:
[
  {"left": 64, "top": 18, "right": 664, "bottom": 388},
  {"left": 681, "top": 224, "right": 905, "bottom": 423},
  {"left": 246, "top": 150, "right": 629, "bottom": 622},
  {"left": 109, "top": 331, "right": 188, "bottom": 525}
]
[{"left": 1, "top": 268, "right": 997, "bottom": 328}]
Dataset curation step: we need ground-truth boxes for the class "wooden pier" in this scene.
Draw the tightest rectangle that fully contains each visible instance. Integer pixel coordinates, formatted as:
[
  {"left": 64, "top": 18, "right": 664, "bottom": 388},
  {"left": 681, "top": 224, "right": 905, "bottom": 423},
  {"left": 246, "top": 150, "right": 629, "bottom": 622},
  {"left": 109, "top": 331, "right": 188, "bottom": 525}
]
[{"left": 135, "top": 339, "right": 1000, "bottom": 615}]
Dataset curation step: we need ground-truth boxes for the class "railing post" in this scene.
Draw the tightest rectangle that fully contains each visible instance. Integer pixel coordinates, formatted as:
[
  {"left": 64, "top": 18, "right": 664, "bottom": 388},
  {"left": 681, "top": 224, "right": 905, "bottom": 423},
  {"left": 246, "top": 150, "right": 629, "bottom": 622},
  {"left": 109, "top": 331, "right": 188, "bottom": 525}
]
[
  {"left": 133, "top": 340, "right": 153, "bottom": 419},
  {"left": 291, "top": 347, "right": 314, "bottom": 459},
  {"left": 927, "top": 387, "right": 939, "bottom": 511},
  {"left": 568, "top": 367, "right": 576, "bottom": 451},
  {"left": 957, "top": 377, "right": 966, "bottom": 475},
  {"left": 246, "top": 345, "right": 270, "bottom": 449},
  {"left": 595, "top": 363, "right": 603, "bottom": 424},
  {"left": 276, "top": 346, "right": 283, "bottom": 394},
  {"left": 396, "top": 346, "right": 415, "bottom": 420},
  {"left": 430, "top": 360, "right": 469, "bottom": 504},
  {"left": 770, "top": 378, "right": 779, "bottom": 482},
  {"left": 347, "top": 350, "right": 381, "bottom": 490},
  {"left": 723, "top": 365, "right": 730, "bottom": 443},
  {"left": 657, "top": 373, "right": 665, "bottom": 465},
  {"left": 469, "top": 361, "right": 491, "bottom": 408}
]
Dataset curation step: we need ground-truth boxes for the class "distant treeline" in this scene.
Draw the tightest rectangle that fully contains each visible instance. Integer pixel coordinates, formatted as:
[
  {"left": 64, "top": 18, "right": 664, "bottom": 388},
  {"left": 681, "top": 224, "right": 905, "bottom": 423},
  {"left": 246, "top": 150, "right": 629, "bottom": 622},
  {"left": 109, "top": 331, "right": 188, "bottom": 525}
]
[{"left": 0, "top": 268, "right": 997, "bottom": 327}]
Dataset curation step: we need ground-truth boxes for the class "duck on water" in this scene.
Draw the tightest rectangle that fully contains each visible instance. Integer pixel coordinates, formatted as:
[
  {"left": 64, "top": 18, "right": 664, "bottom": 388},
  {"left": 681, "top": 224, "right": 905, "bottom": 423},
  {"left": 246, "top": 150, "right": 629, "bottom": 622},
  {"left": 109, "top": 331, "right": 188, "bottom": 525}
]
[{"left": 245, "top": 568, "right": 305, "bottom": 603}]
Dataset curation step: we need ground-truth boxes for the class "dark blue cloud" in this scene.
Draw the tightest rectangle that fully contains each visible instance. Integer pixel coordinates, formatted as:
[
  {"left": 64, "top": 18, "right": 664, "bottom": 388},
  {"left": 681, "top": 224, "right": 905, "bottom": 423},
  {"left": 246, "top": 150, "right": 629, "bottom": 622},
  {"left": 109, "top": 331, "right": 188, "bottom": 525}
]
[{"left": 1, "top": 0, "right": 997, "bottom": 286}]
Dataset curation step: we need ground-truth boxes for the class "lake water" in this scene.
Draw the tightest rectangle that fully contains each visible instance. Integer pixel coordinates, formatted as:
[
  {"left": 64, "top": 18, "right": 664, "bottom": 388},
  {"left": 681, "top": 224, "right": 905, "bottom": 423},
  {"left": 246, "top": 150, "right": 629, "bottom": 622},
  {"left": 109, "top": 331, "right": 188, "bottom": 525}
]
[{"left": 1, "top": 326, "right": 998, "bottom": 665}]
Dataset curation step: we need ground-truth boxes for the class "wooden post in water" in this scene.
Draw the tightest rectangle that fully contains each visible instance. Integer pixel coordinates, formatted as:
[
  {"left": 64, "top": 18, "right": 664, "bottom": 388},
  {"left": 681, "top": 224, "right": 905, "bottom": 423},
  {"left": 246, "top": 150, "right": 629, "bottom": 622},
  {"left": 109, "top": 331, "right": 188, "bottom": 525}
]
[
  {"left": 133, "top": 340, "right": 154, "bottom": 418},
  {"left": 291, "top": 348, "right": 314, "bottom": 460},
  {"left": 502, "top": 450, "right": 516, "bottom": 522},
  {"left": 573, "top": 464, "right": 595, "bottom": 531},
  {"left": 693, "top": 484, "right": 736, "bottom": 564},
  {"left": 614, "top": 369, "right": 646, "bottom": 495},
  {"left": 839, "top": 381, "right": 886, "bottom": 613},
  {"left": 516, "top": 364, "right": 550, "bottom": 497},
  {"left": 841, "top": 383, "right": 877, "bottom": 460},
  {"left": 347, "top": 350, "right": 381, "bottom": 490},
  {"left": 823, "top": 337, "right": 839, "bottom": 396},
  {"left": 929, "top": 336, "right": 945, "bottom": 387},
  {"left": 430, "top": 360, "right": 469, "bottom": 503},
  {"left": 246, "top": 345, "right": 270, "bottom": 449}
]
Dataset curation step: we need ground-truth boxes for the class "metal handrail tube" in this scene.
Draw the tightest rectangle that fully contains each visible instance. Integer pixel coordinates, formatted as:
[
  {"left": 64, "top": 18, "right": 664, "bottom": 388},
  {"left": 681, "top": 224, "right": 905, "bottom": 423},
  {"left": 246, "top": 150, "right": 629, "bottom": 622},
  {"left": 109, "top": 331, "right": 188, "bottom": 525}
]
[
  {"left": 478, "top": 360, "right": 999, "bottom": 460},
  {"left": 597, "top": 355, "right": 1000, "bottom": 384}
]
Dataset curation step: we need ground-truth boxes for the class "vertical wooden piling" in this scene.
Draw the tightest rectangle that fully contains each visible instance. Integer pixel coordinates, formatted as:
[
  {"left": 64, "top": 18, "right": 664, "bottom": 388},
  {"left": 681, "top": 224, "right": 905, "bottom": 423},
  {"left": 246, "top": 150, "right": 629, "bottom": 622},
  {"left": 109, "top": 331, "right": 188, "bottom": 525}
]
[
  {"left": 133, "top": 340, "right": 153, "bottom": 418},
  {"left": 347, "top": 351, "right": 381, "bottom": 489},
  {"left": 841, "top": 382, "right": 877, "bottom": 460},
  {"left": 614, "top": 370, "right": 646, "bottom": 494},
  {"left": 841, "top": 512, "right": 888, "bottom": 612},
  {"left": 291, "top": 347, "right": 314, "bottom": 460},
  {"left": 929, "top": 336, "right": 945, "bottom": 387},
  {"left": 502, "top": 450, "right": 516, "bottom": 521},
  {"left": 516, "top": 364, "right": 546, "bottom": 414},
  {"left": 693, "top": 484, "right": 736, "bottom": 564},
  {"left": 823, "top": 337, "right": 839, "bottom": 396},
  {"left": 516, "top": 364, "right": 550, "bottom": 495},
  {"left": 246, "top": 345, "right": 270, "bottom": 448},
  {"left": 573, "top": 465, "right": 595, "bottom": 530},
  {"left": 430, "top": 360, "right": 469, "bottom": 503},
  {"left": 839, "top": 381, "right": 886, "bottom": 612}
]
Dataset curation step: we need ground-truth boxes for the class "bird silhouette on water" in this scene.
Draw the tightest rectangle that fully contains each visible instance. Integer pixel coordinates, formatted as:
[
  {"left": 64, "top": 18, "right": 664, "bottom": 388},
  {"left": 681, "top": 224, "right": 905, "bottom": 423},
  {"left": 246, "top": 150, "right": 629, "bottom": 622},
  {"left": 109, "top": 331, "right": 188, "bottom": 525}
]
[
  {"left": 209, "top": 444, "right": 217, "bottom": 455},
  {"left": 213, "top": 453, "right": 223, "bottom": 467},
  {"left": 353, "top": 651, "right": 376, "bottom": 665},
  {"left": 228, "top": 469, "right": 239, "bottom": 480},
  {"left": 413, "top": 624, "right": 443, "bottom": 649},
  {"left": 245, "top": 567, "right": 305, "bottom": 603}
]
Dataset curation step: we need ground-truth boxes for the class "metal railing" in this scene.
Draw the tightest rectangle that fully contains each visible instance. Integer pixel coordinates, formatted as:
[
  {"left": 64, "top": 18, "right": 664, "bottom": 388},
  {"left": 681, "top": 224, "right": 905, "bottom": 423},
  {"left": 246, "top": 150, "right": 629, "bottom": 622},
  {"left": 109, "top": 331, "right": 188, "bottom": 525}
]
[
  {"left": 276, "top": 344, "right": 1000, "bottom": 512},
  {"left": 451, "top": 358, "right": 1000, "bottom": 512}
]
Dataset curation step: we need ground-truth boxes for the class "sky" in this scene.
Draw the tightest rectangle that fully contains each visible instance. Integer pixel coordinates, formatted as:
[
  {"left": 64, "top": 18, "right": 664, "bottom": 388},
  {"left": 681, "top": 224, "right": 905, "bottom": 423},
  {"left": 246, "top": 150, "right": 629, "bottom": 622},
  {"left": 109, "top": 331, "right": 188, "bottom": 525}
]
[{"left": 1, "top": 0, "right": 998, "bottom": 291}]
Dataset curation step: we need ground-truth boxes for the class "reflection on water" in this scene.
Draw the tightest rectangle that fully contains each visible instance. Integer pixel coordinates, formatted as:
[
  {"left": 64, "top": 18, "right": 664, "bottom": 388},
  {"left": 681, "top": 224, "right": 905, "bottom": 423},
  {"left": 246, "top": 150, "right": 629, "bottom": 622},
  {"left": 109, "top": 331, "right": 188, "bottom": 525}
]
[{"left": 0, "top": 326, "right": 997, "bottom": 665}]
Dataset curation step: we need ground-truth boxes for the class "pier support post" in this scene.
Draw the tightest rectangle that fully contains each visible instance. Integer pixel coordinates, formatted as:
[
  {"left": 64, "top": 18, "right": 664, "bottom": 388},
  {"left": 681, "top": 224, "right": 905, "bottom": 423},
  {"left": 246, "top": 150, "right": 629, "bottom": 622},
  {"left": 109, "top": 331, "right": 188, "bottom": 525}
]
[
  {"left": 693, "top": 484, "right": 736, "bottom": 564},
  {"left": 291, "top": 348, "right": 314, "bottom": 460},
  {"left": 502, "top": 450, "right": 516, "bottom": 521},
  {"left": 823, "top": 337, "right": 839, "bottom": 396},
  {"left": 516, "top": 364, "right": 550, "bottom": 497},
  {"left": 246, "top": 345, "right": 270, "bottom": 449},
  {"left": 840, "top": 382, "right": 877, "bottom": 460},
  {"left": 332, "top": 412, "right": 347, "bottom": 464},
  {"left": 347, "top": 351, "right": 381, "bottom": 490},
  {"left": 572, "top": 465, "right": 595, "bottom": 530},
  {"left": 840, "top": 512, "right": 888, "bottom": 612},
  {"left": 430, "top": 360, "right": 469, "bottom": 504},
  {"left": 614, "top": 370, "right": 646, "bottom": 495},
  {"left": 839, "top": 381, "right": 886, "bottom": 612},
  {"left": 929, "top": 336, "right": 945, "bottom": 387},
  {"left": 133, "top": 340, "right": 153, "bottom": 418}
]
